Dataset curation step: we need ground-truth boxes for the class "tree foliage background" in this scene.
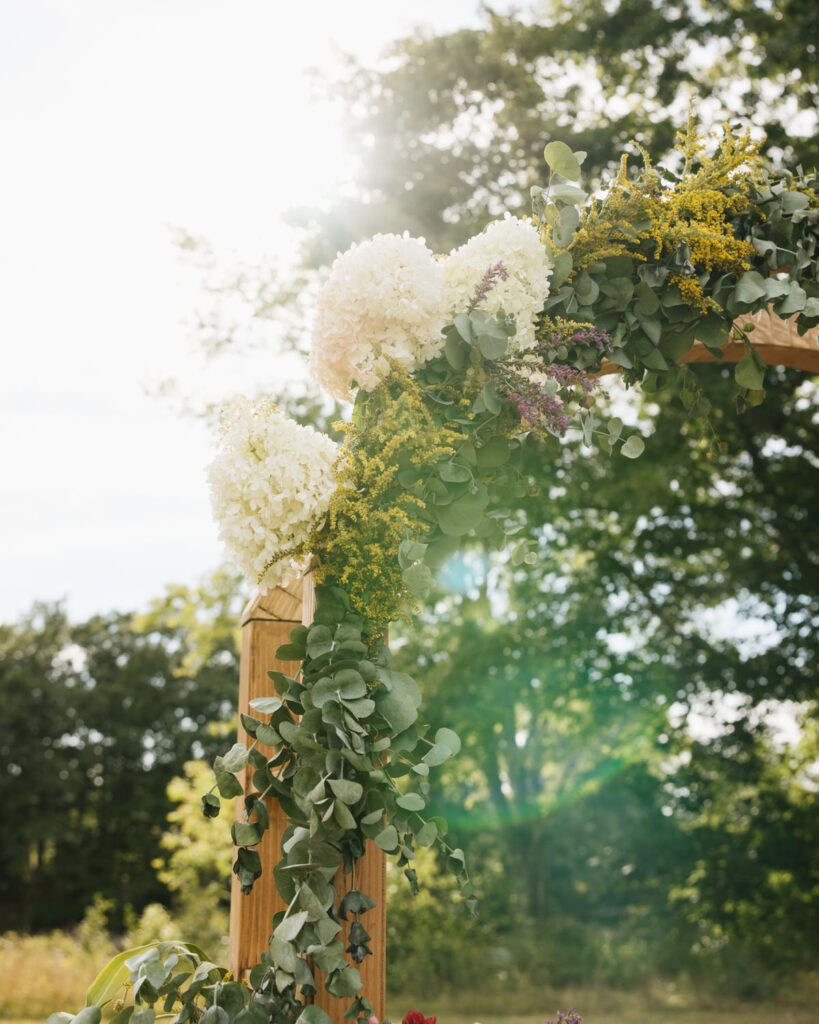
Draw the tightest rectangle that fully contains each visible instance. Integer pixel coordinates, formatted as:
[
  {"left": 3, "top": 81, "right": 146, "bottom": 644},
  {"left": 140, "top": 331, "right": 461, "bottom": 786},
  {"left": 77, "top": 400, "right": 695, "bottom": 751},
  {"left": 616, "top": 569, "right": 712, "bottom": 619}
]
[{"left": 2, "top": 0, "right": 818, "bottom": 1004}]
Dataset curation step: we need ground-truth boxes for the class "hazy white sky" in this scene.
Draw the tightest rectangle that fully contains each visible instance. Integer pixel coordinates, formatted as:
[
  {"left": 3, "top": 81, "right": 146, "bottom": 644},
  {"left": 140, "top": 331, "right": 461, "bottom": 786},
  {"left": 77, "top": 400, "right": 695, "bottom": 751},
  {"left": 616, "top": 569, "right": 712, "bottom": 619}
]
[{"left": 0, "top": 0, "right": 493, "bottom": 622}]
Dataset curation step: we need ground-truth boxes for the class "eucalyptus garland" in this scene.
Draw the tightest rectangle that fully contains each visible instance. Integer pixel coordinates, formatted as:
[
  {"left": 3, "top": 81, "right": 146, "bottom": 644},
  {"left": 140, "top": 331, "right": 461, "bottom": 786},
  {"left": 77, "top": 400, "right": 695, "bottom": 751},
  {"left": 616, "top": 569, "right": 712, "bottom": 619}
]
[{"left": 52, "top": 116, "right": 818, "bottom": 1024}]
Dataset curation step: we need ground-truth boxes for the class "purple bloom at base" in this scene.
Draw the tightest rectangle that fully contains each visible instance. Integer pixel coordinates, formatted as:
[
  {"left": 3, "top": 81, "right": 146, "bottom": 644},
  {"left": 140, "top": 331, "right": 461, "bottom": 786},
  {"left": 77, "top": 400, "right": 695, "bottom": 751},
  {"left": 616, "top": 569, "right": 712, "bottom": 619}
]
[{"left": 545, "top": 1010, "right": 583, "bottom": 1024}]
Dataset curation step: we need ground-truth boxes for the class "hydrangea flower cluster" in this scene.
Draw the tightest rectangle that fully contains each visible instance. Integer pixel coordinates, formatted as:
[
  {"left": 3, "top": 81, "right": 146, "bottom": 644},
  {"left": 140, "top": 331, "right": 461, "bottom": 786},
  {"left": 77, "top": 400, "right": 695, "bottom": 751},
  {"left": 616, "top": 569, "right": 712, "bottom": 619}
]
[
  {"left": 310, "top": 232, "right": 446, "bottom": 401},
  {"left": 207, "top": 397, "right": 337, "bottom": 590},
  {"left": 441, "top": 216, "right": 552, "bottom": 351}
]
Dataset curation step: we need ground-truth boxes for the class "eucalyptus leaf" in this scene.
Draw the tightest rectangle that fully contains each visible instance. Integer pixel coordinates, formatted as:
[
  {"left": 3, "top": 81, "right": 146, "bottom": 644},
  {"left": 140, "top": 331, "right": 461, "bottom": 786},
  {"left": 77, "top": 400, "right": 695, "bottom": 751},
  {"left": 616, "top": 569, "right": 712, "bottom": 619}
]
[
  {"left": 735, "top": 351, "right": 766, "bottom": 390},
  {"left": 396, "top": 793, "right": 425, "bottom": 811},
  {"left": 435, "top": 727, "right": 462, "bottom": 755},
  {"left": 329, "top": 779, "right": 364, "bottom": 804},
  {"left": 620, "top": 435, "right": 646, "bottom": 459},
  {"left": 544, "top": 140, "right": 582, "bottom": 181},
  {"left": 374, "top": 825, "right": 399, "bottom": 851}
]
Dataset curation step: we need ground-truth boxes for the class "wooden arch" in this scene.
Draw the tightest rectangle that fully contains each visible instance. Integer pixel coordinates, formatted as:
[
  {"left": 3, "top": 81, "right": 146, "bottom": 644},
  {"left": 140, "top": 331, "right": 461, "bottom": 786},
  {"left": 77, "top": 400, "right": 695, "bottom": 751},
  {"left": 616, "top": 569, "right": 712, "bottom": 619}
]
[
  {"left": 600, "top": 308, "right": 819, "bottom": 375},
  {"left": 228, "top": 311, "right": 816, "bottom": 1024}
]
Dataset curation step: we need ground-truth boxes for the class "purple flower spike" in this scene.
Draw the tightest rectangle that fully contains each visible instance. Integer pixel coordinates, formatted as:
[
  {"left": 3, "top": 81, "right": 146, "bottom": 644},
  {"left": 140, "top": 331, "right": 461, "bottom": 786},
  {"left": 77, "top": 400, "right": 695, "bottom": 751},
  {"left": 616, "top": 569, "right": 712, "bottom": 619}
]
[{"left": 467, "top": 261, "right": 510, "bottom": 311}]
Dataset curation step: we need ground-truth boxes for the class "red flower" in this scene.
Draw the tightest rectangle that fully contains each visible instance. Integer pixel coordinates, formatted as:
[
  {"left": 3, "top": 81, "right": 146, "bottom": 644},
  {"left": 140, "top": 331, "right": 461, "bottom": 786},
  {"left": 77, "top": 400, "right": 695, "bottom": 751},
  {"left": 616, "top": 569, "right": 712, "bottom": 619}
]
[{"left": 402, "top": 1013, "right": 435, "bottom": 1024}]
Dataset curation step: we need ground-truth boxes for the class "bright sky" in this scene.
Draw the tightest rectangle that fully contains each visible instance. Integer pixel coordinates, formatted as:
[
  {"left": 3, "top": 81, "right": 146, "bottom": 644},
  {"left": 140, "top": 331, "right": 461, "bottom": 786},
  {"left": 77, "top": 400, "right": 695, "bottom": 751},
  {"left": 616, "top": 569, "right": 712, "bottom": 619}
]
[{"left": 0, "top": 0, "right": 493, "bottom": 623}]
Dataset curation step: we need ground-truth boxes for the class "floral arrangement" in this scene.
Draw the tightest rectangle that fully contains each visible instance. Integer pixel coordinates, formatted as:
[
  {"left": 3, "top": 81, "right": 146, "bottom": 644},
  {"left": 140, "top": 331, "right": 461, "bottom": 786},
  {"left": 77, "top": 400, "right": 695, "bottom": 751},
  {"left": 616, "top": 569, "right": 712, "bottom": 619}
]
[
  {"left": 52, "top": 117, "right": 818, "bottom": 1024},
  {"left": 310, "top": 233, "right": 446, "bottom": 401},
  {"left": 441, "top": 215, "right": 552, "bottom": 351},
  {"left": 207, "top": 398, "right": 338, "bottom": 590}
]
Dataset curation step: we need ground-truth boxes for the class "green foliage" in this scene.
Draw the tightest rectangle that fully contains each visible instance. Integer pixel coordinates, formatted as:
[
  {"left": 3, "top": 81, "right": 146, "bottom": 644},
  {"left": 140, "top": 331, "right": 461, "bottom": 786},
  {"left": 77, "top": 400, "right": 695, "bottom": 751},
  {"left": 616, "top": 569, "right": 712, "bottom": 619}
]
[
  {"left": 296, "top": 2, "right": 818, "bottom": 263},
  {"left": 0, "top": 573, "right": 243, "bottom": 931},
  {"left": 535, "top": 121, "right": 819, "bottom": 390},
  {"left": 200, "top": 584, "right": 469, "bottom": 1021}
]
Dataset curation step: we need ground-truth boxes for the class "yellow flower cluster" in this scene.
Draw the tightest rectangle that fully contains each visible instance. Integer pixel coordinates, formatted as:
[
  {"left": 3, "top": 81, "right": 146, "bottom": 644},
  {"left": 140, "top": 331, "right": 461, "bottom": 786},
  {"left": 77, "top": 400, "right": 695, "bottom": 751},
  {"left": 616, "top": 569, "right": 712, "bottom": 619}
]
[
  {"left": 566, "top": 115, "right": 763, "bottom": 310},
  {"left": 311, "top": 369, "right": 466, "bottom": 635}
]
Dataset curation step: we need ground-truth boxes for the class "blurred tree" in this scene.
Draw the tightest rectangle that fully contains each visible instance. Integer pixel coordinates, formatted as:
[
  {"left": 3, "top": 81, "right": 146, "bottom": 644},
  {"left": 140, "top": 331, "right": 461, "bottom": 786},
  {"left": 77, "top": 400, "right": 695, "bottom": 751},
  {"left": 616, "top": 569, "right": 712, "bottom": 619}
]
[
  {"left": 293, "top": 0, "right": 818, "bottom": 262},
  {"left": 0, "top": 571, "right": 243, "bottom": 930},
  {"left": 392, "top": 368, "right": 819, "bottom": 987}
]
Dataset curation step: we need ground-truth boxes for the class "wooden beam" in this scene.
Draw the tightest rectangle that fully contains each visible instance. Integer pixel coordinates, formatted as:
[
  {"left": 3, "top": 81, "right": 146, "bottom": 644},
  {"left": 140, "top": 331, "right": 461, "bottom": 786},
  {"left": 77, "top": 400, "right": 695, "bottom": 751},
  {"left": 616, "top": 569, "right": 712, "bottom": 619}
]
[{"left": 599, "top": 308, "right": 819, "bottom": 375}]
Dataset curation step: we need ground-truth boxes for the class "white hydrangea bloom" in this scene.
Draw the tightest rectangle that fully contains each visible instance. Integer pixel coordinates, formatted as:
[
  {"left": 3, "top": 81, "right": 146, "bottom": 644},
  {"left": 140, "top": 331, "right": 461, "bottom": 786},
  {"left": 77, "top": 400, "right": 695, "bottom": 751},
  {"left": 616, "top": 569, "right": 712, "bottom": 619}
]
[
  {"left": 207, "top": 398, "right": 338, "bottom": 590},
  {"left": 310, "top": 232, "right": 446, "bottom": 400},
  {"left": 441, "top": 216, "right": 552, "bottom": 351}
]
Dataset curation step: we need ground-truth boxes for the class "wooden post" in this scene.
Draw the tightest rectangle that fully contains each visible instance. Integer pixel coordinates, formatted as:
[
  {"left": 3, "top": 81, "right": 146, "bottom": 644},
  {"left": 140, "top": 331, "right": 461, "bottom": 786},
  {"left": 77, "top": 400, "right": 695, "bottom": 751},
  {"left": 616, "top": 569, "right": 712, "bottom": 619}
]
[
  {"left": 230, "top": 574, "right": 386, "bottom": 1024},
  {"left": 229, "top": 577, "right": 304, "bottom": 979}
]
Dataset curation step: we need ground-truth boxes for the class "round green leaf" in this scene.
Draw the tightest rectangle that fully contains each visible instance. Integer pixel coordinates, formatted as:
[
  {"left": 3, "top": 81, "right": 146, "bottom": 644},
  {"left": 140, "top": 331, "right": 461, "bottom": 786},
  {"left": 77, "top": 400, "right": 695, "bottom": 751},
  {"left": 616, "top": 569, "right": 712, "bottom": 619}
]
[
  {"left": 544, "top": 140, "right": 582, "bottom": 181},
  {"left": 396, "top": 793, "right": 425, "bottom": 811}
]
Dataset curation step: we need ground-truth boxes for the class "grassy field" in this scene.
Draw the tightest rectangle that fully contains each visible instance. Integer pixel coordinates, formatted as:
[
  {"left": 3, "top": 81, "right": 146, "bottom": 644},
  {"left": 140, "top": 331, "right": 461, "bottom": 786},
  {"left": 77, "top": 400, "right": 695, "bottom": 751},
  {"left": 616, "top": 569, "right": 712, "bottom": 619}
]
[
  {"left": 6, "top": 1010, "right": 819, "bottom": 1024},
  {"left": 3, "top": 930, "right": 817, "bottom": 1024},
  {"left": 388, "top": 991, "right": 819, "bottom": 1024}
]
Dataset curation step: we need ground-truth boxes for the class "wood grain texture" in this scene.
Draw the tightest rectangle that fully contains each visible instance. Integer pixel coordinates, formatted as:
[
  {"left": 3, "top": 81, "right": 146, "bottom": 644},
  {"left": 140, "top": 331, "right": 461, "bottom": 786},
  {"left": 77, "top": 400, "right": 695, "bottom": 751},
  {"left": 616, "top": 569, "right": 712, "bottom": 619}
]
[
  {"left": 598, "top": 308, "right": 819, "bottom": 375},
  {"left": 230, "top": 574, "right": 386, "bottom": 1024}
]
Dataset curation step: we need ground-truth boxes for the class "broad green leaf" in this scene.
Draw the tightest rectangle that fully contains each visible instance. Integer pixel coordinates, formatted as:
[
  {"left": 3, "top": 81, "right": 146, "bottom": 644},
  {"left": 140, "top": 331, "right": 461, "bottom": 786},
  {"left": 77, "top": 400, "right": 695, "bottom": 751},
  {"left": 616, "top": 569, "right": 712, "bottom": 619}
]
[
  {"left": 312, "top": 672, "right": 366, "bottom": 707},
  {"left": 439, "top": 461, "right": 472, "bottom": 483},
  {"left": 775, "top": 281, "right": 807, "bottom": 315},
  {"left": 269, "top": 936, "right": 298, "bottom": 974},
  {"left": 232, "top": 821, "right": 263, "bottom": 847},
  {"left": 416, "top": 822, "right": 437, "bottom": 847},
  {"left": 333, "top": 799, "right": 357, "bottom": 830},
  {"left": 73, "top": 1010, "right": 102, "bottom": 1024},
  {"left": 620, "top": 435, "right": 645, "bottom": 459},
  {"left": 436, "top": 488, "right": 490, "bottom": 537},
  {"left": 435, "top": 727, "right": 462, "bottom": 755},
  {"left": 444, "top": 333, "right": 467, "bottom": 369},
  {"left": 396, "top": 793, "right": 425, "bottom": 811},
  {"left": 218, "top": 743, "right": 249, "bottom": 774},
  {"left": 695, "top": 313, "right": 731, "bottom": 349},
  {"left": 275, "top": 910, "right": 309, "bottom": 943},
  {"left": 574, "top": 271, "right": 599, "bottom": 305},
  {"left": 475, "top": 331, "right": 507, "bottom": 360},
  {"left": 550, "top": 182, "right": 588, "bottom": 204},
  {"left": 453, "top": 313, "right": 473, "bottom": 343},
  {"left": 402, "top": 562, "right": 434, "bottom": 599},
  {"left": 255, "top": 722, "right": 280, "bottom": 747},
  {"left": 544, "top": 140, "right": 582, "bottom": 181},
  {"left": 374, "top": 672, "right": 422, "bottom": 733},
  {"left": 475, "top": 436, "right": 510, "bottom": 470},
  {"left": 550, "top": 252, "right": 573, "bottom": 289},
  {"left": 329, "top": 778, "right": 363, "bottom": 804},
  {"left": 343, "top": 697, "right": 376, "bottom": 719},
  {"left": 249, "top": 696, "right": 283, "bottom": 715},
  {"left": 325, "top": 965, "right": 362, "bottom": 999},
  {"left": 481, "top": 382, "right": 502, "bottom": 414},
  {"left": 732, "top": 270, "right": 767, "bottom": 305},
  {"left": 215, "top": 771, "right": 243, "bottom": 799},
  {"left": 422, "top": 743, "right": 451, "bottom": 767},
  {"left": 275, "top": 643, "right": 305, "bottom": 661},
  {"left": 374, "top": 825, "right": 399, "bottom": 851},
  {"left": 306, "top": 625, "right": 333, "bottom": 660},
  {"left": 398, "top": 539, "right": 428, "bottom": 568},
  {"left": 553, "top": 204, "right": 581, "bottom": 247},
  {"left": 735, "top": 351, "right": 765, "bottom": 390}
]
